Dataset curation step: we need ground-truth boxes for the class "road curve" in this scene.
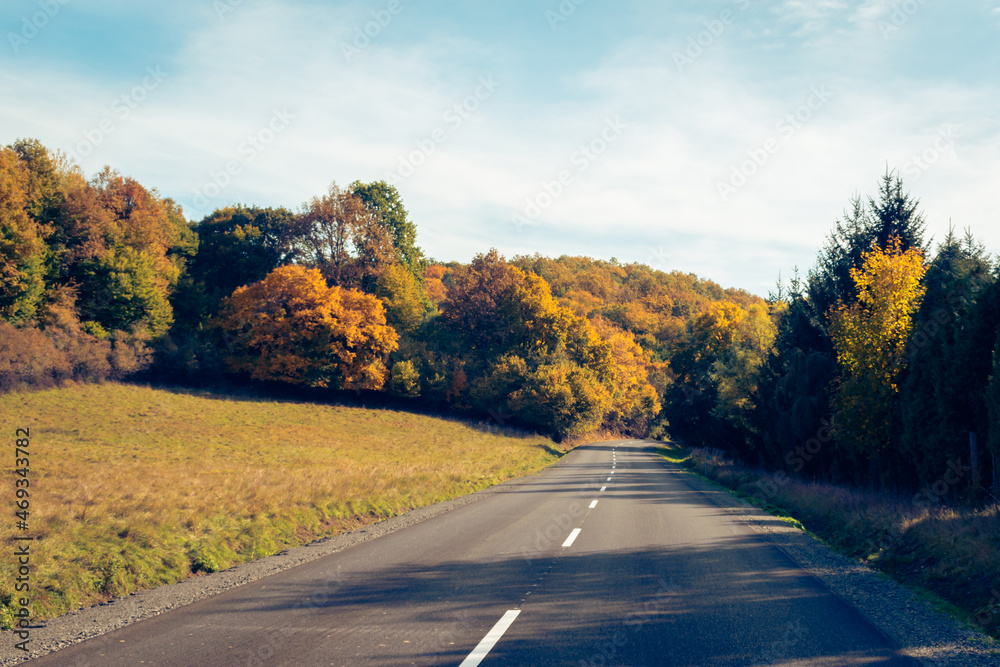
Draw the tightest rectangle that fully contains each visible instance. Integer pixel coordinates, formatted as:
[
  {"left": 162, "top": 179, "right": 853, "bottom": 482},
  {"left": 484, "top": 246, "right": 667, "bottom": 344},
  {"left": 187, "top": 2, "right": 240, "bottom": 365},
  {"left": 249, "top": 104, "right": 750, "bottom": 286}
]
[{"left": 25, "top": 440, "right": 923, "bottom": 666}]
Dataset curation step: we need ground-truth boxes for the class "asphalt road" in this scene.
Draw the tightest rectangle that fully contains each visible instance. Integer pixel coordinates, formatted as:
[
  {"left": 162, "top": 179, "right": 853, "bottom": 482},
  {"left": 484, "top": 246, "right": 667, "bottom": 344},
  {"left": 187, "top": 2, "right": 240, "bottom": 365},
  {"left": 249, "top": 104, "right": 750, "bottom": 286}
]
[{"left": 29, "top": 440, "right": 919, "bottom": 666}]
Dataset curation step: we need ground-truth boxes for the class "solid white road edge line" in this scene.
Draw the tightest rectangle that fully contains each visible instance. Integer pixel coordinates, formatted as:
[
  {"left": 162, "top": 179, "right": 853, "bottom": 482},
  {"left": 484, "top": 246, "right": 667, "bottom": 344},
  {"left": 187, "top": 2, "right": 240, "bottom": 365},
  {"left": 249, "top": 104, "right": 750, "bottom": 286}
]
[
  {"left": 562, "top": 528, "right": 582, "bottom": 548},
  {"left": 459, "top": 610, "right": 521, "bottom": 667}
]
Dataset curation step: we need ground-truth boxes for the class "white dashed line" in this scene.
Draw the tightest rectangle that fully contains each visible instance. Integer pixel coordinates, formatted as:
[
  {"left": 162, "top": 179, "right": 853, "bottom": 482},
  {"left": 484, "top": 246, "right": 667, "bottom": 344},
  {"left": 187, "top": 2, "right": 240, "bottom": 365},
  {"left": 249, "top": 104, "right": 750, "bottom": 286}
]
[
  {"left": 600, "top": 486, "right": 606, "bottom": 492},
  {"left": 562, "top": 528, "right": 582, "bottom": 548},
  {"left": 589, "top": 500, "right": 598, "bottom": 509},
  {"left": 459, "top": 610, "right": 521, "bottom": 667}
]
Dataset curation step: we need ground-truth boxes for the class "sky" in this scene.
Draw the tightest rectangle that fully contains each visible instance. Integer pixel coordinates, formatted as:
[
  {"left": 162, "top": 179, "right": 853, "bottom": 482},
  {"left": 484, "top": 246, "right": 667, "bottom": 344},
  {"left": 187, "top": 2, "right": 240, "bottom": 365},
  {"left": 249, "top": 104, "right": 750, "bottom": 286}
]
[{"left": 2, "top": 0, "right": 999, "bottom": 296}]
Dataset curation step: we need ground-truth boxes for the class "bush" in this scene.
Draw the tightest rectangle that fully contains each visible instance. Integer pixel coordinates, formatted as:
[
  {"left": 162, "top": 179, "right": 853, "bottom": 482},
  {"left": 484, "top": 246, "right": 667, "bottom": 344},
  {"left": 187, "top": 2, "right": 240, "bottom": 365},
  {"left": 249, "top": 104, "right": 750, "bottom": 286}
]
[
  {"left": 0, "top": 322, "right": 70, "bottom": 391},
  {"left": 0, "top": 310, "right": 152, "bottom": 393}
]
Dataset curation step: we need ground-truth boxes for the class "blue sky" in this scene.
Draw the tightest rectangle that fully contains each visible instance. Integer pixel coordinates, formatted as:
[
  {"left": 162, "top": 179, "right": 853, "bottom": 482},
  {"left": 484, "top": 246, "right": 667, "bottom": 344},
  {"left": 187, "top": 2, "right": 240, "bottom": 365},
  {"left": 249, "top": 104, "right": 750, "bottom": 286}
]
[{"left": 3, "top": 0, "right": 999, "bottom": 295}]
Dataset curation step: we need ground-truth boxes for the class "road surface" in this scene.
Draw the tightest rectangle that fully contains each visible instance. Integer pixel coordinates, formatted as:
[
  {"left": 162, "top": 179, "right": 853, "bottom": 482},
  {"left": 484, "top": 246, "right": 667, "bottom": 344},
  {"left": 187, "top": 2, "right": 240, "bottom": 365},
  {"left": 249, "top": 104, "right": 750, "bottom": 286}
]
[{"left": 28, "top": 440, "right": 918, "bottom": 666}]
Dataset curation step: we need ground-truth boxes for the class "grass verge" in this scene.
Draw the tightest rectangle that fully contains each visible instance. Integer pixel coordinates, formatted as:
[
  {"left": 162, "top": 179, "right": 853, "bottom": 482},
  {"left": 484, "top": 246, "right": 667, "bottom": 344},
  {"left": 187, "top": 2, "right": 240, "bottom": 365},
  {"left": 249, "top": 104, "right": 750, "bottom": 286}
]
[
  {"left": 657, "top": 441, "right": 1000, "bottom": 641},
  {"left": 0, "top": 383, "right": 563, "bottom": 627}
]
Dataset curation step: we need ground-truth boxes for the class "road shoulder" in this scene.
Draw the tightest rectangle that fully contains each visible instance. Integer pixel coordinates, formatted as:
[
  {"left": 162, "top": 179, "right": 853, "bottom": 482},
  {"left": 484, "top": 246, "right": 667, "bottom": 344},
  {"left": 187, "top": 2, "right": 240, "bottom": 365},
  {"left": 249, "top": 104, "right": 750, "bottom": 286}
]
[{"left": 647, "top": 440, "right": 998, "bottom": 667}]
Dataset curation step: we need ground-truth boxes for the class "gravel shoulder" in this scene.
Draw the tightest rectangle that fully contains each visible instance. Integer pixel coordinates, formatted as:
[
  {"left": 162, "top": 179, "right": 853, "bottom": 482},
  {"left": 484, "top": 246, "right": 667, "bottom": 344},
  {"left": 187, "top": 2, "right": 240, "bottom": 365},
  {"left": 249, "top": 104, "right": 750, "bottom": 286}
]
[{"left": 2, "top": 441, "right": 996, "bottom": 665}]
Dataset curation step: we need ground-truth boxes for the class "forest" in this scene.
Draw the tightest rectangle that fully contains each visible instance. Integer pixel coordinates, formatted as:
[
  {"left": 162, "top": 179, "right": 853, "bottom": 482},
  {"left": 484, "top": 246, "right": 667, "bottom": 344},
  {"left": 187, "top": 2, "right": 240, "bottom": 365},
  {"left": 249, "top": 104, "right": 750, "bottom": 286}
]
[{"left": 3, "top": 137, "right": 999, "bottom": 499}]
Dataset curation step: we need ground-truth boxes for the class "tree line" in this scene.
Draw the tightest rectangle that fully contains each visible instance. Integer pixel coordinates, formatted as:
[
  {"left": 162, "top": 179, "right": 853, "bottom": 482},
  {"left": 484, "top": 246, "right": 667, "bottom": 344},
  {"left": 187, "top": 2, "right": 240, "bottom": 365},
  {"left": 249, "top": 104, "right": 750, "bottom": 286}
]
[
  {"left": 671, "top": 171, "right": 1000, "bottom": 498},
  {"left": 3, "top": 138, "right": 1000, "bottom": 498}
]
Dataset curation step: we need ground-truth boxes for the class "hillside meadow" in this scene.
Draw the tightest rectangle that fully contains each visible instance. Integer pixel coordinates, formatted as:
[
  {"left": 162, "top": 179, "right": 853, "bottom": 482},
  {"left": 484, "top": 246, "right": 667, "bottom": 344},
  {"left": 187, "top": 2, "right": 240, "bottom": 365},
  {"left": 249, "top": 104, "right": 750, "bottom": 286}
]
[{"left": 0, "top": 383, "right": 561, "bottom": 626}]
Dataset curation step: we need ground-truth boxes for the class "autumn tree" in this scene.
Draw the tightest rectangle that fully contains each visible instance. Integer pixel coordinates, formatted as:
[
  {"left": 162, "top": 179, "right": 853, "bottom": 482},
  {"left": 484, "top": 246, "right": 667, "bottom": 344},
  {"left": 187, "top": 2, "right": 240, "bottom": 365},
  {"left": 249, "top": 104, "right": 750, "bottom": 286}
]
[
  {"left": 809, "top": 171, "right": 926, "bottom": 322},
  {"left": 710, "top": 301, "right": 780, "bottom": 447},
  {"left": 828, "top": 237, "right": 926, "bottom": 485},
  {"left": 289, "top": 182, "right": 356, "bottom": 284},
  {"left": 345, "top": 195, "right": 396, "bottom": 291},
  {"left": 290, "top": 182, "right": 396, "bottom": 290},
  {"left": 375, "top": 263, "right": 428, "bottom": 334},
  {"left": 443, "top": 250, "right": 608, "bottom": 364},
  {"left": 512, "top": 254, "right": 714, "bottom": 360},
  {"left": 40, "top": 164, "right": 191, "bottom": 337},
  {"left": 176, "top": 205, "right": 293, "bottom": 328},
  {"left": 508, "top": 361, "right": 612, "bottom": 438},
  {"left": 9, "top": 138, "right": 65, "bottom": 223},
  {"left": 351, "top": 180, "right": 423, "bottom": 271},
  {"left": 667, "top": 301, "right": 753, "bottom": 449},
  {"left": 439, "top": 250, "right": 660, "bottom": 436},
  {"left": 590, "top": 317, "right": 662, "bottom": 434},
  {"left": 387, "top": 359, "right": 421, "bottom": 397},
  {"left": 89, "top": 166, "right": 181, "bottom": 288},
  {"left": 214, "top": 265, "right": 398, "bottom": 390},
  {"left": 77, "top": 245, "right": 174, "bottom": 338},
  {"left": 422, "top": 264, "right": 448, "bottom": 305},
  {"left": 49, "top": 167, "right": 116, "bottom": 270},
  {"left": 0, "top": 147, "right": 47, "bottom": 323}
]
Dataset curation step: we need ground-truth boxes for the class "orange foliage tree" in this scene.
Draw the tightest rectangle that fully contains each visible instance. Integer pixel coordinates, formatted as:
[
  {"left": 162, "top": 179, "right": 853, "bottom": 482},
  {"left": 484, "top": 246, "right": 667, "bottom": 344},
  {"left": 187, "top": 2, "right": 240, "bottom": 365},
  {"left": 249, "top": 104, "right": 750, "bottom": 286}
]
[
  {"left": 441, "top": 250, "right": 667, "bottom": 437},
  {"left": 422, "top": 264, "right": 448, "bottom": 305},
  {"left": 215, "top": 265, "right": 399, "bottom": 389}
]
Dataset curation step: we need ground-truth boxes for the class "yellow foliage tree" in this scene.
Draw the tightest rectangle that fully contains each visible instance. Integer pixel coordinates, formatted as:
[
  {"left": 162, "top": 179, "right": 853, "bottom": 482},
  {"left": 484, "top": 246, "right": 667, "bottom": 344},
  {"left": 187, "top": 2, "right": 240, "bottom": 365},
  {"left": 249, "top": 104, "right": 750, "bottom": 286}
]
[
  {"left": 591, "top": 317, "right": 662, "bottom": 433},
  {"left": 671, "top": 301, "right": 748, "bottom": 385},
  {"left": 376, "top": 263, "right": 427, "bottom": 333},
  {"left": 828, "top": 237, "right": 926, "bottom": 473},
  {"left": 711, "top": 301, "right": 780, "bottom": 435},
  {"left": 508, "top": 361, "right": 612, "bottom": 438},
  {"left": 215, "top": 265, "right": 399, "bottom": 390}
]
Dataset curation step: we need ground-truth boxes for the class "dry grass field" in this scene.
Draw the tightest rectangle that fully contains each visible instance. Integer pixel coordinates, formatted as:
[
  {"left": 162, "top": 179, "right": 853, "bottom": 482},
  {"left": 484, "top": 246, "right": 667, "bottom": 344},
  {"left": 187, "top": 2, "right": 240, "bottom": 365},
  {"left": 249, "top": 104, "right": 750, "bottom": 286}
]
[{"left": 0, "top": 383, "right": 561, "bottom": 626}]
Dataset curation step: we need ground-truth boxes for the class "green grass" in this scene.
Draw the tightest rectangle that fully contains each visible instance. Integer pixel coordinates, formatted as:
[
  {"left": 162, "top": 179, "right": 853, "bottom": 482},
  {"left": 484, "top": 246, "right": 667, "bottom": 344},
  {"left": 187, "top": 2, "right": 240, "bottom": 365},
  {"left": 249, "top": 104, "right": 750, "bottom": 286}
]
[
  {"left": 0, "top": 383, "right": 563, "bottom": 627},
  {"left": 657, "top": 442, "right": 1000, "bottom": 642}
]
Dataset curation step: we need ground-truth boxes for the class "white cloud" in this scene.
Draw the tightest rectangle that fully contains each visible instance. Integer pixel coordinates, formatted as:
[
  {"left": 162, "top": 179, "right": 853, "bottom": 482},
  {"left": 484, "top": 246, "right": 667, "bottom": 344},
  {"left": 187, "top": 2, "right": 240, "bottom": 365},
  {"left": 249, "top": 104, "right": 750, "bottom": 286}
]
[
  {"left": 773, "top": 0, "right": 850, "bottom": 36},
  {"left": 2, "top": 0, "right": 998, "bottom": 295},
  {"left": 848, "top": 0, "right": 894, "bottom": 26}
]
